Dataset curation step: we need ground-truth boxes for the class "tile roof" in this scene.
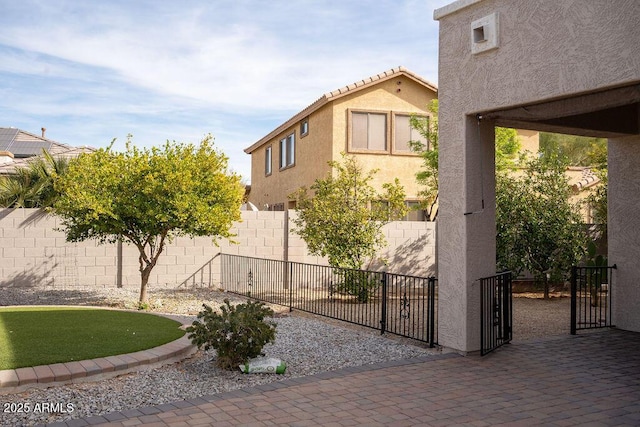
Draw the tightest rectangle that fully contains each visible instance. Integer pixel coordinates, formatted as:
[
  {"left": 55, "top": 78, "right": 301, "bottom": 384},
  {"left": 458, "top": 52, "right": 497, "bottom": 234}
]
[
  {"left": 568, "top": 167, "right": 601, "bottom": 192},
  {"left": 0, "top": 127, "right": 96, "bottom": 175},
  {"left": 244, "top": 66, "right": 438, "bottom": 154}
]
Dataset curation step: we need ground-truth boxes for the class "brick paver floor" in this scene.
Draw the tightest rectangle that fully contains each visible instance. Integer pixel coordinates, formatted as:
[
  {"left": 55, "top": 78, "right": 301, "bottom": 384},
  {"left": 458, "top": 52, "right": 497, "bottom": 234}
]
[{"left": 45, "top": 329, "right": 640, "bottom": 426}]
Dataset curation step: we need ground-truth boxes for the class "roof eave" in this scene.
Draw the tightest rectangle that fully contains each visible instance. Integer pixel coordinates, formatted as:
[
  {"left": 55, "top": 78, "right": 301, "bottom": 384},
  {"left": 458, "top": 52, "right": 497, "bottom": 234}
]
[{"left": 244, "top": 67, "right": 438, "bottom": 154}]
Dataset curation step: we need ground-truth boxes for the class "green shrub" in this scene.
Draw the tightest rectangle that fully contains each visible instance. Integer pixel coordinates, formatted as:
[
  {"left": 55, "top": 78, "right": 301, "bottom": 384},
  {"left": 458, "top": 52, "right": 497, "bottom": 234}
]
[
  {"left": 336, "top": 270, "right": 381, "bottom": 303},
  {"left": 186, "top": 299, "right": 276, "bottom": 370}
]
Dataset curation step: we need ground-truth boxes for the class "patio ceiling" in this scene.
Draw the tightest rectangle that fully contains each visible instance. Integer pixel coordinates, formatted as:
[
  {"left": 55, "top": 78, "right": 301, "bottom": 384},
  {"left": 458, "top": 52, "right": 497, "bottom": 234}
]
[{"left": 480, "top": 83, "right": 640, "bottom": 138}]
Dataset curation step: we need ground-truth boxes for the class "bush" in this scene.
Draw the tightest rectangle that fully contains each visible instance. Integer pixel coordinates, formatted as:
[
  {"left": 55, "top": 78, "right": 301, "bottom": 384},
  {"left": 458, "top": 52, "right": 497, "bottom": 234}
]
[
  {"left": 336, "top": 270, "right": 381, "bottom": 303},
  {"left": 186, "top": 299, "right": 276, "bottom": 370}
]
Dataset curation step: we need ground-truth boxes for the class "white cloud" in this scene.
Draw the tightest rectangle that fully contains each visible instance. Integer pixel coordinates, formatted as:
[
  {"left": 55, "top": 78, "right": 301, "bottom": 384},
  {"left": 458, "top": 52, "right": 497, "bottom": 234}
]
[{"left": 0, "top": 0, "right": 450, "bottom": 181}]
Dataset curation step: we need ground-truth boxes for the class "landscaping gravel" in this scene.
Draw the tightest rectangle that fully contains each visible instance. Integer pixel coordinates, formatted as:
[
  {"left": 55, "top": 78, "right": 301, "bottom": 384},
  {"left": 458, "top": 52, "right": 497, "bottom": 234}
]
[{"left": 0, "top": 286, "right": 437, "bottom": 426}]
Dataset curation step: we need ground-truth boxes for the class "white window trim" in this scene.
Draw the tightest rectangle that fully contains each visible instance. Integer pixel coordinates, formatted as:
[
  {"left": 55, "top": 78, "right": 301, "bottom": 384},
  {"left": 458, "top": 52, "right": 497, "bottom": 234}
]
[
  {"left": 265, "top": 145, "right": 272, "bottom": 176},
  {"left": 279, "top": 132, "right": 296, "bottom": 170}
]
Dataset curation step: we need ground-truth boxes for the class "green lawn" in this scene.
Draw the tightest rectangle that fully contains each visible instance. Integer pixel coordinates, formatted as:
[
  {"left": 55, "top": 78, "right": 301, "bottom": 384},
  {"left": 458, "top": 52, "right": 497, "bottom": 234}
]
[{"left": 0, "top": 307, "right": 186, "bottom": 370}]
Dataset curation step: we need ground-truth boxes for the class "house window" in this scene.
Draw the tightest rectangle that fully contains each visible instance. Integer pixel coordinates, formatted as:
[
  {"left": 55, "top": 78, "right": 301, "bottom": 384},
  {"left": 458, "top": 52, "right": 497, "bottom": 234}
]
[
  {"left": 404, "top": 201, "right": 427, "bottom": 221},
  {"left": 279, "top": 133, "right": 295, "bottom": 169},
  {"left": 300, "top": 118, "right": 309, "bottom": 137},
  {"left": 265, "top": 146, "right": 272, "bottom": 176},
  {"left": 394, "top": 114, "right": 428, "bottom": 153},
  {"left": 351, "top": 111, "right": 388, "bottom": 152}
]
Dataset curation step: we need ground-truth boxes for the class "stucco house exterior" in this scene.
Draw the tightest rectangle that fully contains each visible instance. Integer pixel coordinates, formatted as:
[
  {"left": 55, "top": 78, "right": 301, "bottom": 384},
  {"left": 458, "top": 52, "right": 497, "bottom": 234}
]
[
  {"left": 244, "top": 67, "right": 438, "bottom": 219},
  {"left": 434, "top": 0, "right": 639, "bottom": 353}
]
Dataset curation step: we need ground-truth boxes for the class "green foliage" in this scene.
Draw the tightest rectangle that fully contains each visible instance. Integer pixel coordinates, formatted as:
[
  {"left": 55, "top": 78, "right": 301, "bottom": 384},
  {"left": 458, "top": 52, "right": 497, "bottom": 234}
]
[
  {"left": 409, "top": 100, "right": 438, "bottom": 220},
  {"left": 335, "top": 269, "right": 381, "bottom": 303},
  {"left": 409, "top": 100, "right": 520, "bottom": 220},
  {"left": 585, "top": 241, "right": 609, "bottom": 307},
  {"left": 585, "top": 241, "right": 607, "bottom": 268},
  {"left": 53, "top": 135, "right": 244, "bottom": 302},
  {"left": 186, "top": 299, "right": 276, "bottom": 370},
  {"left": 585, "top": 171, "right": 607, "bottom": 227},
  {"left": 494, "top": 127, "right": 521, "bottom": 171},
  {"left": 290, "top": 153, "right": 407, "bottom": 271},
  {"left": 539, "top": 133, "right": 607, "bottom": 166},
  {"left": 496, "top": 149, "right": 588, "bottom": 298},
  {"left": 0, "top": 150, "right": 69, "bottom": 208},
  {"left": 541, "top": 132, "right": 608, "bottom": 228}
]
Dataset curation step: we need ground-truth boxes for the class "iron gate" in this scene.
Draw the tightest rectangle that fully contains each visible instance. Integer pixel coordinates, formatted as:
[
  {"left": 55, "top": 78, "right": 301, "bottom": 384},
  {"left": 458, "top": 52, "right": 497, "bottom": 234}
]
[
  {"left": 480, "top": 271, "right": 512, "bottom": 356},
  {"left": 571, "top": 265, "right": 616, "bottom": 334}
]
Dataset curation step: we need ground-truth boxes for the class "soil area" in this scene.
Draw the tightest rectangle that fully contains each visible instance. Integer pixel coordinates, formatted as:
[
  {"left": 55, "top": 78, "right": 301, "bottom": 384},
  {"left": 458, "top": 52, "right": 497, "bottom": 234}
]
[{"left": 512, "top": 293, "right": 571, "bottom": 342}]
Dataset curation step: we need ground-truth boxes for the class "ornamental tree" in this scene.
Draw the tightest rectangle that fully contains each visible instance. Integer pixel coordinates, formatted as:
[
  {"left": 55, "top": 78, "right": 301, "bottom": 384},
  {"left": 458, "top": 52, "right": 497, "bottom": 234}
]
[
  {"left": 289, "top": 153, "right": 407, "bottom": 271},
  {"left": 496, "top": 150, "right": 587, "bottom": 298},
  {"left": 53, "top": 135, "right": 244, "bottom": 302}
]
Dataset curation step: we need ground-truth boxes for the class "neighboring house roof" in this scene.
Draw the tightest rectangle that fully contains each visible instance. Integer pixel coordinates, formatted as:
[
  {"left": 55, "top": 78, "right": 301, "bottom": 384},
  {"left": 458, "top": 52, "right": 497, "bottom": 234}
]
[
  {"left": 568, "top": 167, "right": 601, "bottom": 192},
  {"left": 244, "top": 66, "right": 438, "bottom": 154},
  {"left": 0, "top": 127, "right": 96, "bottom": 175}
]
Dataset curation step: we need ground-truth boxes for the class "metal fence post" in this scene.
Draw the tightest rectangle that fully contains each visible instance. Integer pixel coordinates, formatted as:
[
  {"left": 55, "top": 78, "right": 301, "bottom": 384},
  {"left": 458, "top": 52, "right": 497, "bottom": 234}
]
[
  {"left": 380, "top": 272, "right": 387, "bottom": 335},
  {"left": 429, "top": 277, "right": 436, "bottom": 348},
  {"left": 570, "top": 266, "right": 577, "bottom": 335},
  {"left": 288, "top": 261, "right": 293, "bottom": 312}
]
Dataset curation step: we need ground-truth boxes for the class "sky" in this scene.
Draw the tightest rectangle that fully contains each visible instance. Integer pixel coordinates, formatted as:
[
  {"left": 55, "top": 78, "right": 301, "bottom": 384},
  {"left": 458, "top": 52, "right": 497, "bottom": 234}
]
[{"left": 0, "top": 0, "right": 451, "bottom": 182}]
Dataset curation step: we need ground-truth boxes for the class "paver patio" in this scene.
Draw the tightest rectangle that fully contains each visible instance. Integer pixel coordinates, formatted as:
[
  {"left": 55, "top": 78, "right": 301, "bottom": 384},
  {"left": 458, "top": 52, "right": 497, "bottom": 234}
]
[{"left": 44, "top": 328, "right": 640, "bottom": 426}]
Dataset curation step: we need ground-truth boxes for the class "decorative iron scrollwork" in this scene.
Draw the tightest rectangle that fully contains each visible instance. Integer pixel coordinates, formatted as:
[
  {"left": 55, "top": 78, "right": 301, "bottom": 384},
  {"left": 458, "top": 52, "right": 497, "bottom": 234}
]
[{"left": 400, "top": 292, "right": 410, "bottom": 319}]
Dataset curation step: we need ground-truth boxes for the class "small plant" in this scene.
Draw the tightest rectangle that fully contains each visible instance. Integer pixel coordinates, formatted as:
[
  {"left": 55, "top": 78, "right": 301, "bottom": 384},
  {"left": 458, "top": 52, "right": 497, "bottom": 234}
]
[
  {"left": 336, "top": 270, "right": 381, "bottom": 303},
  {"left": 186, "top": 299, "right": 276, "bottom": 370}
]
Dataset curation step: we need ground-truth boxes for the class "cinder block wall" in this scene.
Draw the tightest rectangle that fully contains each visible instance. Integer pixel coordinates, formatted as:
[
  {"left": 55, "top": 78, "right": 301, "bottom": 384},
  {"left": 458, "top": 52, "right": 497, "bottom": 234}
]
[{"left": 0, "top": 209, "right": 435, "bottom": 291}]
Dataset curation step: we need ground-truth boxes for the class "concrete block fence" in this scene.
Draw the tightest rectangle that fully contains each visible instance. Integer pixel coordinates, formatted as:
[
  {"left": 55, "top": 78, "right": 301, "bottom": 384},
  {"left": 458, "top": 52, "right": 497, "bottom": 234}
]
[{"left": 0, "top": 208, "right": 436, "bottom": 291}]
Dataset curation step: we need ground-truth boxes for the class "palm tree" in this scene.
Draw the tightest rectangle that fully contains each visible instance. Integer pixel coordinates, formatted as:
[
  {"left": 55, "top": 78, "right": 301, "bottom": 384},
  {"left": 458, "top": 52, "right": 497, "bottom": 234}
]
[{"left": 0, "top": 149, "right": 69, "bottom": 208}]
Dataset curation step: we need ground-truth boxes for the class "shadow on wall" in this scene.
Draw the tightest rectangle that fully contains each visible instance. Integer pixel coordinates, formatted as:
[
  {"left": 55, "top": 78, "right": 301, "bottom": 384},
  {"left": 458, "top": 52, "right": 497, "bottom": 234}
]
[
  {"left": 369, "top": 232, "right": 435, "bottom": 277},
  {"left": 19, "top": 209, "right": 49, "bottom": 228},
  {"left": 0, "top": 208, "right": 49, "bottom": 228},
  {"left": 0, "top": 265, "right": 52, "bottom": 289}
]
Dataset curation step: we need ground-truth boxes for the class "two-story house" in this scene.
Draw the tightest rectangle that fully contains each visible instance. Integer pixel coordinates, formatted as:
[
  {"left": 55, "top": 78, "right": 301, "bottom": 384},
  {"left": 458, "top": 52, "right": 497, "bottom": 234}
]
[{"left": 244, "top": 67, "right": 438, "bottom": 220}]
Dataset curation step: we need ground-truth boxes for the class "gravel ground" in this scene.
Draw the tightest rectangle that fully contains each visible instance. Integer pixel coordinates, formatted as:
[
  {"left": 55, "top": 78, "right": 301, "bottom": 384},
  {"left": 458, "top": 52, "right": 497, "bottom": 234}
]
[
  {"left": 0, "top": 286, "right": 570, "bottom": 426},
  {"left": 0, "top": 286, "right": 439, "bottom": 427},
  {"left": 512, "top": 293, "right": 571, "bottom": 341}
]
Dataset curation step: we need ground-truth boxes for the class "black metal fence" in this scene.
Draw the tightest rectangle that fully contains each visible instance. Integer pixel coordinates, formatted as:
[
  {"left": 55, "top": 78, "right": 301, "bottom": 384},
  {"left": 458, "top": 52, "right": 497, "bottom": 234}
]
[
  {"left": 220, "top": 254, "right": 437, "bottom": 346},
  {"left": 571, "top": 265, "right": 616, "bottom": 334},
  {"left": 480, "top": 271, "right": 512, "bottom": 356}
]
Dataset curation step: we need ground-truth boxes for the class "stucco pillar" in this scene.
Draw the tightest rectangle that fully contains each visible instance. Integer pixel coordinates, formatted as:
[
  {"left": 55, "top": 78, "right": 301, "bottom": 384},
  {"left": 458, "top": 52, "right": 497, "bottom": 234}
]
[
  {"left": 438, "top": 113, "right": 496, "bottom": 353},
  {"left": 609, "top": 135, "right": 640, "bottom": 332}
]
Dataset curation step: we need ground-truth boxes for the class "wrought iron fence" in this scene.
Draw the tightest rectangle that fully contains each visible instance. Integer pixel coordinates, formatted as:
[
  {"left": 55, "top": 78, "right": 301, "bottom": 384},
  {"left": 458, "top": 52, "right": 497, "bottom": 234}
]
[
  {"left": 480, "top": 271, "right": 512, "bottom": 356},
  {"left": 220, "top": 254, "right": 437, "bottom": 346},
  {"left": 571, "top": 265, "right": 616, "bottom": 334}
]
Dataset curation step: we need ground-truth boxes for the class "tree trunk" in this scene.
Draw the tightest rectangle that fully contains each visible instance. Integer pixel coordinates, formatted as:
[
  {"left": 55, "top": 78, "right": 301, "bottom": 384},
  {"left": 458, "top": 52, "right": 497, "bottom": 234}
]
[
  {"left": 543, "top": 276, "right": 550, "bottom": 300},
  {"left": 139, "top": 266, "right": 152, "bottom": 303}
]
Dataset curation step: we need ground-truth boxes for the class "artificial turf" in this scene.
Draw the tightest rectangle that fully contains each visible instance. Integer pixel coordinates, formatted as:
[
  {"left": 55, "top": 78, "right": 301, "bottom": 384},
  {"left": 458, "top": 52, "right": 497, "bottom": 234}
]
[{"left": 0, "top": 307, "right": 185, "bottom": 370}]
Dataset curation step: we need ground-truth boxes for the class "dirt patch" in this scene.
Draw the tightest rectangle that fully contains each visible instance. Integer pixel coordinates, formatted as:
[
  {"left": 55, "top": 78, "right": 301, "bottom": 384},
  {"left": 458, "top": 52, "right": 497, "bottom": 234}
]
[{"left": 512, "top": 294, "right": 571, "bottom": 342}]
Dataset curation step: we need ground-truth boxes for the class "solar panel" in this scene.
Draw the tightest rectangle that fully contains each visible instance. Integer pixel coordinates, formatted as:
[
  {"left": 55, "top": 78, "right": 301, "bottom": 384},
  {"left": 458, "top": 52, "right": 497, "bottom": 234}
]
[{"left": 0, "top": 128, "right": 53, "bottom": 157}]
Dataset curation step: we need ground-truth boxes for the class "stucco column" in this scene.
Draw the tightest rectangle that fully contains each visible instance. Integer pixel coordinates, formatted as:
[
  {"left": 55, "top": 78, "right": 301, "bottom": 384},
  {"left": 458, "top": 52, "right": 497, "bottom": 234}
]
[
  {"left": 609, "top": 135, "right": 640, "bottom": 332},
  {"left": 438, "top": 113, "right": 496, "bottom": 353}
]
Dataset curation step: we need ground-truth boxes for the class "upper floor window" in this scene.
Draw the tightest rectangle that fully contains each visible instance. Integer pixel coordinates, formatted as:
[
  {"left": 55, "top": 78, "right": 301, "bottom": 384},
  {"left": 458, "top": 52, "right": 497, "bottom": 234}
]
[
  {"left": 393, "top": 114, "right": 429, "bottom": 153},
  {"left": 279, "top": 133, "right": 295, "bottom": 169},
  {"left": 350, "top": 111, "right": 388, "bottom": 152},
  {"left": 265, "top": 145, "right": 272, "bottom": 176},
  {"left": 300, "top": 118, "right": 309, "bottom": 137}
]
